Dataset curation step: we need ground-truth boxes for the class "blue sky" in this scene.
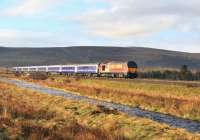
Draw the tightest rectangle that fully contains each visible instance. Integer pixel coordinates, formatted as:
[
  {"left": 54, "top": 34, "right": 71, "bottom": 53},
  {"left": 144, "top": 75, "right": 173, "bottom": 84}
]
[{"left": 0, "top": 0, "right": 199, "bottom": 52}]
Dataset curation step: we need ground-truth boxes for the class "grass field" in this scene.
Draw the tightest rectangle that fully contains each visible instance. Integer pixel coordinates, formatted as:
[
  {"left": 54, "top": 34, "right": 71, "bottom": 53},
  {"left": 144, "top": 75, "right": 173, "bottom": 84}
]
[
  {"left": 18, "top": 75, "right": 200, "bottom": 121},
  {"left": 1, "top": 81, "right": 200, "bottom": 139}
]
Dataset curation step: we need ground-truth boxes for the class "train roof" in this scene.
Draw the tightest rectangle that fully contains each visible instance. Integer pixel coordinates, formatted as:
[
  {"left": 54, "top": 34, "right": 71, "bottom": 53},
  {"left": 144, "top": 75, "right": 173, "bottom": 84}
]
[
  {"left": 13, "top": 61, "right": 138, "bottom": 68},
  {"left": 101, "top": 61, "right": 137, "bottom": 64},
  {"left": 13, "top": 63, "right": 99, "bottom": 68}
]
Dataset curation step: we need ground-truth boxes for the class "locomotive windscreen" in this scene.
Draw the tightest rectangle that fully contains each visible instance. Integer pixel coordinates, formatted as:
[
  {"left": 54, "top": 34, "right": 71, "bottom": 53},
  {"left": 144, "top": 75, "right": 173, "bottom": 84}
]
[{"left": 127, "top": 61, "right": 137, "bottom": 68}]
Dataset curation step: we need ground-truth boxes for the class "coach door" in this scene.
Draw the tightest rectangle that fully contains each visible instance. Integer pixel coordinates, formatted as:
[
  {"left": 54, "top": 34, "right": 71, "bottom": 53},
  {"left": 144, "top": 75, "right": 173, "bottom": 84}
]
[{"left": 102, "top": 65, "right": 106, "bottom": 71}]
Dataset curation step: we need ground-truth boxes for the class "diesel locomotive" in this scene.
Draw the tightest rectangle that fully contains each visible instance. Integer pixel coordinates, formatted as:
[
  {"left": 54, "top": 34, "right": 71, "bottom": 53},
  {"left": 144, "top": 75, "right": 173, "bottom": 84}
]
[{"left": 13, "top": 61, "right": 138, "bottom": 79}]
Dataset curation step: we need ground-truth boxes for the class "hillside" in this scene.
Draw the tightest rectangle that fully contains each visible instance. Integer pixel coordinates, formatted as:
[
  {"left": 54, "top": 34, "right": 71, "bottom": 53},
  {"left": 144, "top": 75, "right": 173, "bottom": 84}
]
[{"left": 0, "top": 46, "right": 200, "bottom": 70}]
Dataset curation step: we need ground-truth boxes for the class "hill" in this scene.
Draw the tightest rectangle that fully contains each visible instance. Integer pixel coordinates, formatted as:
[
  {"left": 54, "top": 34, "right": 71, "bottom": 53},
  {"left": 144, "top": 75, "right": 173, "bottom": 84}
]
[{"left": 0, "top": 46, "right": 200, "bottom": 70}]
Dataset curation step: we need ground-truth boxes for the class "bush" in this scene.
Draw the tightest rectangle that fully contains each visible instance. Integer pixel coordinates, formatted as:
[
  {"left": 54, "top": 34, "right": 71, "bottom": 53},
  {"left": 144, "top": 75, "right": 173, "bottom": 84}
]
[
  {"left": 29, "top": 73, "right": 48, "bottom": 80},
  {"left": 63, "top": 79, "right": 71, "bottom": 83},
  {"left": 75, "top": 77, "right": 81, "bottom": 81},
  {"left": 139, "top": 65, "right": 200, "bottom": 81},
  {"left": 14, "top": 72, "right": 22, "bottom": 77},
  {"left": 0, "top": 128, "right": 9, "bottom": 140}
]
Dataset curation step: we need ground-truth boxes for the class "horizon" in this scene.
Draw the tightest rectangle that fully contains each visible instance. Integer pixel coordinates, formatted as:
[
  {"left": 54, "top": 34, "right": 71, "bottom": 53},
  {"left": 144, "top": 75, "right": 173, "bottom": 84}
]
[{"left": 0, "top": 0, "right": 200, "bottom": 53}]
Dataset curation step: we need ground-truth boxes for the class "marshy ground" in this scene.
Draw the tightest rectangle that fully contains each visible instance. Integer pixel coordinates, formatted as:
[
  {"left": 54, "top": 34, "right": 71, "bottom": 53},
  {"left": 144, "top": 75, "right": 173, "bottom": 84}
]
[
  {"left": 1, "top": 81, "right": 200, "bottom": 139},
  {"left": 22, "top": 75, "right": 200, "bottom": 121},
  {"left": 1, "top": 72, "right": 200, "bottom": 139}
]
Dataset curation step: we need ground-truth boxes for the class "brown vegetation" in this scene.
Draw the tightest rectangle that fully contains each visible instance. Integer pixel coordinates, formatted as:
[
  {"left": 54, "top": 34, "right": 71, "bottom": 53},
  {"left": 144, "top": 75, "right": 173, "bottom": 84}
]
[
  {"left": 28, "top": 72, "right": 48, "bottom": 80},
  {"left": 23, "top": 76, "right": 200, "bottom": 120},
  {"left": 0, "top": 83, "right": 118, "bottom": 140},
  {"left": 0, "top": 82, "right": 200, "bottom": 139}
]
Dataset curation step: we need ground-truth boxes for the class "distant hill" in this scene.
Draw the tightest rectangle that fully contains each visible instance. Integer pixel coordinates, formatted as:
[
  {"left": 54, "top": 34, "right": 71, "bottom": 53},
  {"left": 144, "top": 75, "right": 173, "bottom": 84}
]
[{"left": 0, "top": 46, "right": 200, "bottom": 70}]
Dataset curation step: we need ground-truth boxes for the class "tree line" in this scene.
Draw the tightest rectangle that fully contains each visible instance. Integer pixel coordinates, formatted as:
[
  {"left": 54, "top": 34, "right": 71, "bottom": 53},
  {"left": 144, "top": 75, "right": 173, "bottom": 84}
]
[{"left": 138, "top": 65, "right": 200, "bottom": 81}]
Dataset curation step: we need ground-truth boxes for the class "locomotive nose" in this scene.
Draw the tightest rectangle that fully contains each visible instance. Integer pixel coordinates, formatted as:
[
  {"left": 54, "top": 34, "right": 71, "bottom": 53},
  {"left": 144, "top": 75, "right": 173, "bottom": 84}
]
[{"left": 127, "top": 61, "right": 138, "bottom": 78}]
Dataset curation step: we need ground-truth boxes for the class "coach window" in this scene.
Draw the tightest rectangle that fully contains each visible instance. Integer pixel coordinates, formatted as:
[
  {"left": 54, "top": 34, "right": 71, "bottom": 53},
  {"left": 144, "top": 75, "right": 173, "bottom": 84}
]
[{"left": 102, "top": 65, "right": 106, "bottom": 71}]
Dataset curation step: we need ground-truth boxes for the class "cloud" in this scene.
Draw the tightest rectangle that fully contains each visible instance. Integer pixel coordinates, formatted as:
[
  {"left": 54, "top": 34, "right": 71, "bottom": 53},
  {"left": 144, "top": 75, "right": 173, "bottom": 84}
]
[
  {"left": 0, "top": 0, "right": 199, "bottom": 52},
  {"left": 0, "top": 29, "right": 51, "bottom": 46},
  {"left": 0, "top": 29, "right": 18, "bottom": 39},
  {"left": 77, "top": 0, "right": 200, "bottom": 38},
  {"left": 2, "top": 0, "right": 65, "bottom": 16},
  {"left": 0, "top": 28, "right": 94, "bottom": 47}
]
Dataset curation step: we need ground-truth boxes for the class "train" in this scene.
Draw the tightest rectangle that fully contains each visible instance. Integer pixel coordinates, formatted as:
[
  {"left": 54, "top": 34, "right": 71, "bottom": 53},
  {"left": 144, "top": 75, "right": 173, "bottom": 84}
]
[{"left": 13, "top": 61, "right": 138, "bottom": 79}]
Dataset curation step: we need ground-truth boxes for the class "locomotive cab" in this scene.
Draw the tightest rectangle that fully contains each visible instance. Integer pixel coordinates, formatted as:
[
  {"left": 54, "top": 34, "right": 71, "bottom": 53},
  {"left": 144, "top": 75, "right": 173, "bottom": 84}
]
[{"left": 127, "top": 61, "right": 138, "bottom": 78}]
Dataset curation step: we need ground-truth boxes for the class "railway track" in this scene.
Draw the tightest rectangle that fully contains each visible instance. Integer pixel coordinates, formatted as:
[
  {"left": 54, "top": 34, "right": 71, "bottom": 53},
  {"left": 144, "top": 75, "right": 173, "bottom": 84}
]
[{"left": 1, "top": 77, "right": 200, "bottom": 133}]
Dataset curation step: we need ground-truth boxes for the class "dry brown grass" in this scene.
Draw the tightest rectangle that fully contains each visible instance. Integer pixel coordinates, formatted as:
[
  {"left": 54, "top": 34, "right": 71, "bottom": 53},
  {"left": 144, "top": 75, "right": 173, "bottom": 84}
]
[
  {"left": 0, "top": 83, "right": 116, "bottom": 140},
  {"left": 0, "top": 82, "right": 200, "bottom": 139},
  {"left": 22, "top": 76, "right": 200, "bottom": 120}
]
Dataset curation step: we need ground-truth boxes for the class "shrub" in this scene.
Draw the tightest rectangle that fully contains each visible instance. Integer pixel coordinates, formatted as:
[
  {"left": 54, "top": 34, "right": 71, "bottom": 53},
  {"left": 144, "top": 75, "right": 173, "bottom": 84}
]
[
  {"left": 63, "top": 79, "right": 71, "bottom": 84},
  {"left": 29, "top": 73, "right": 48, "bottom": 80},
  {"left": 0, "top": 128, "right": 9, "bottom": 140},
  {"left": 75, "top": 77, "right": 81, "bottom": 81},
  {"left": 93, "top": 105, "right": 119, "bottom": 115},
  {"left": 14, "top": 72, "right": 21, "bottom": 77}
]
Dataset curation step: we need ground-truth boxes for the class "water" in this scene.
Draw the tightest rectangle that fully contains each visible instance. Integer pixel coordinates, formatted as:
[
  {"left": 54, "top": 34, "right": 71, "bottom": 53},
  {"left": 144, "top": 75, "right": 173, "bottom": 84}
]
[{"left": 0, "top": 78, "right": 200, "bottom": 133}]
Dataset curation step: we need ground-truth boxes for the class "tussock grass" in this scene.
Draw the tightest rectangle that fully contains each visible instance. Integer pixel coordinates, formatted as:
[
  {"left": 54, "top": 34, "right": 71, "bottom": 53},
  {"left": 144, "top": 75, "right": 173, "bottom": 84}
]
[
  {"left": 24, "top": 76, "right": 200, "bottom": 121},
  {"left": 0, "top": 82, "right": 200, "bottom": 139}
]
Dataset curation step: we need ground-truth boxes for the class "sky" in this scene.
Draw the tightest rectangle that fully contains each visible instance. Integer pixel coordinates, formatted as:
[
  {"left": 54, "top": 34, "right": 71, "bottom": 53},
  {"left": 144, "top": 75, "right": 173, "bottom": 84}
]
[{"left": 0, "top": 0, "right": 199, "bottom": 53}]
